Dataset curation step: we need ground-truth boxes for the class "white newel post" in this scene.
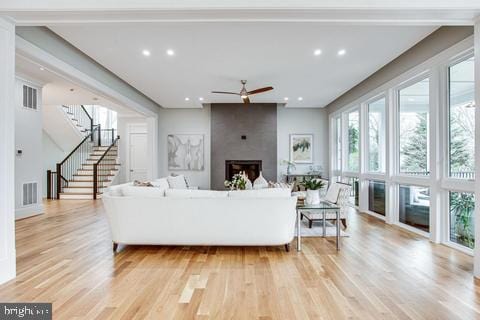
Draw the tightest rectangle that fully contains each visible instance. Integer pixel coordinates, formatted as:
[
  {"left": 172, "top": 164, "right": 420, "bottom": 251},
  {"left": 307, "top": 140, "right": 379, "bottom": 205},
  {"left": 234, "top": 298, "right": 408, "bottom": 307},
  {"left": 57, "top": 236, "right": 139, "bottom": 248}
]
[
  {"left": 474, "top": 18, "right": 480, "bottom": 278},
  {"left": 0, "top": 17, "right": 16, "bottom": 284}
]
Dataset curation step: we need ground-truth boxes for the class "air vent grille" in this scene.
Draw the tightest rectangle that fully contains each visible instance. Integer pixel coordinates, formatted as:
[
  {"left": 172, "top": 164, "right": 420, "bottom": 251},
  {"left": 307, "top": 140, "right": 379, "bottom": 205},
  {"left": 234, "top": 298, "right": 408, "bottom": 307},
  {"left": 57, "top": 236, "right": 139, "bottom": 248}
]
[
  {"left": 22, "top": 85, "right": 38, "bottom": 110},
  {"left": 22, "top": 182, "right": 38, "bottom": 206}
]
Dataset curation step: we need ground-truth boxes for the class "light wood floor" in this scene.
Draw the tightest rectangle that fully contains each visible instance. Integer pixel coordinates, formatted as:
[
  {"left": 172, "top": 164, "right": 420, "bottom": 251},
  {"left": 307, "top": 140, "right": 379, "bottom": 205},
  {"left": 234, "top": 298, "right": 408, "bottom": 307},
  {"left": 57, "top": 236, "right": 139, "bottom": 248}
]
[{"left": 1, "top": 200, "right": 479, "bottom": 319}]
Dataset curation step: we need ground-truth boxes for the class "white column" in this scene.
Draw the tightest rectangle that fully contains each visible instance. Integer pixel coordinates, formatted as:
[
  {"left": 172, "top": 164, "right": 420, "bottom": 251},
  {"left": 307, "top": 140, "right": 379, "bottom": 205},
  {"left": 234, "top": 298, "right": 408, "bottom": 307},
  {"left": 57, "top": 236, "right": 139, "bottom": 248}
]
[
  {"left": 0, "top": 17, "right": 16, "bottom": 284},
  {"left": 474, "top": 19, "right": 480, "bottom": 278}
]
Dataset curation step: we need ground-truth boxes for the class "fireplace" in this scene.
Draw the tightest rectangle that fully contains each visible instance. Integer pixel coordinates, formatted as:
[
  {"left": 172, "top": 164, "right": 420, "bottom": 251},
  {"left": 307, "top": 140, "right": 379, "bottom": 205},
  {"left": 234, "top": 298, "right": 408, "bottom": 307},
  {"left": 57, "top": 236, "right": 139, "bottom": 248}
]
[{"left": 225, "top": 160, "right": 262, "bottom": 183}]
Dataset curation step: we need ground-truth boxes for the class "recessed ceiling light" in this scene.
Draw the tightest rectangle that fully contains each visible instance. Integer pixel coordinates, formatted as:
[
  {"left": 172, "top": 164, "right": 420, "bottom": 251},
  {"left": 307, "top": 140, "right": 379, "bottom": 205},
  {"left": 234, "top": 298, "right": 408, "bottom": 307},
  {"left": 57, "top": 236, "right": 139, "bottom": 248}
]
[
  {"left": 337, "top": 49, "right": 346, "bottom": 56},
  {"left": 142, "top": 49, "right": 151, "bottom": 56},
  {"left": 313, "top": 49, "right": 322, "bottom": 56},
  {"left": 199, "top": 97, "right": 204, "bottom": 101},
  {"left": 93, "top": 97, "right": 99, "bottom": 101},
  {"left": 185, "top": 97, "right": 190, "bottom": 101},
  {"left": 69, "top": 88, "right": 75, "bottom": 92},
  {"left": 298, "top": 97, "right": 303, "bottom": 101},
  {"left": 166, "top": 49, "right": 175, "bottom": 56},
  {"left": 39, "top": 67, "right": 45, "bottom": 71},
  {"left": 284, "top": 97, "right": 289, "bottom": 101},
  {"left": 408, "top": 98, "right": 415, "bottom": 102}
]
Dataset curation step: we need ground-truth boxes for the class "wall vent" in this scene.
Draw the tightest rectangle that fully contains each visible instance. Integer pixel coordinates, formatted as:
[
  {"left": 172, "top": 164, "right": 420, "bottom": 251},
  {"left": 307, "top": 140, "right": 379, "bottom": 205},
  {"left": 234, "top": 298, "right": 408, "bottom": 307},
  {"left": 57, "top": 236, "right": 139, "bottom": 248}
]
[
  {"left": 22, "top": 85, "right": 38, "bottom": 110},
  {"left": 22, "top": 182, "right": 38, "bottom": 206}
]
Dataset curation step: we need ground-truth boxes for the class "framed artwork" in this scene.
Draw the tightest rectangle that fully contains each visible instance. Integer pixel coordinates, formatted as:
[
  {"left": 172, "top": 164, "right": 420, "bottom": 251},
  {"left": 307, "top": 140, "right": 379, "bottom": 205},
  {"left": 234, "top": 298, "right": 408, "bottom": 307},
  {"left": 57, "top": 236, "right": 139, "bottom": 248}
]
[
  {"left": 290, "top": 134, "right": 313, "bottom": 164},
  {"left": 167, "top": 134, "right": 205, "bottom": 171}
]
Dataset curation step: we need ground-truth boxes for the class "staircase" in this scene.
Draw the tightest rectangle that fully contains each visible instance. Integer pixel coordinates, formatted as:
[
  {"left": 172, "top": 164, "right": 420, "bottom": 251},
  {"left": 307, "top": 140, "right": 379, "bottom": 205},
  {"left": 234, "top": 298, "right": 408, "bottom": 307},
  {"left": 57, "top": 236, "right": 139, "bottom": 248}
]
[{"left": 47, "top": 105, "right": 120, "bottom": 200}]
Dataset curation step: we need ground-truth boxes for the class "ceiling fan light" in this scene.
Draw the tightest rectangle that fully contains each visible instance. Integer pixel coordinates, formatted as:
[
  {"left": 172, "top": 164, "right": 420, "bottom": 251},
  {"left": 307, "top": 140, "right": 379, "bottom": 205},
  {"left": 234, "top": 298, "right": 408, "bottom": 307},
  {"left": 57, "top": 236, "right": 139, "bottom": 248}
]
[{"left": 241, "top": 95, "right": 248, "bottom": 99}]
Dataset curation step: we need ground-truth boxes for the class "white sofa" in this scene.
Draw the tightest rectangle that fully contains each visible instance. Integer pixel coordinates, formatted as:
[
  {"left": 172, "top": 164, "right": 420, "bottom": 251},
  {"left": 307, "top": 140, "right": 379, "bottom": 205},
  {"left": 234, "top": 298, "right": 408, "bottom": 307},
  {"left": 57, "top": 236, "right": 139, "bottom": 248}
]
[{"left": 102, "top": 181, "right": 297, "bottom": 252}]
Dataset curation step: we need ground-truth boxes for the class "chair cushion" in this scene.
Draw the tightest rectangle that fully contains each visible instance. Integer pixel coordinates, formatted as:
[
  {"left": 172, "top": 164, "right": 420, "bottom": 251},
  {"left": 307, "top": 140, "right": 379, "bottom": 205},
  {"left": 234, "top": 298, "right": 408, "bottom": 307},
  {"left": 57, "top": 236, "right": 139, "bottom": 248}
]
[
  {"left": 167, "top": 175, "right": 188, "bottom": 189},
  {"left": 122, "top": 186, "right": 166, "bottom": 198},
  {"left": 325, "top": 183, "right": 341, "bottom": 204}
]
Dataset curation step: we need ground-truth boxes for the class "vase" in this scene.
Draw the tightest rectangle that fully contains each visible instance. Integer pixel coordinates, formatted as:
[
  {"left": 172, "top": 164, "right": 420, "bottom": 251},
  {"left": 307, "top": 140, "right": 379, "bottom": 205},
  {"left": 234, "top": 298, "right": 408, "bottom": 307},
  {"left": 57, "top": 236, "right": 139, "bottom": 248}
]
[
  {"left": 305, "top": 189, "right": 320, "bottom": 205},
  {"left": 253, "top": 171, "right": 268, "bottom": 189}
]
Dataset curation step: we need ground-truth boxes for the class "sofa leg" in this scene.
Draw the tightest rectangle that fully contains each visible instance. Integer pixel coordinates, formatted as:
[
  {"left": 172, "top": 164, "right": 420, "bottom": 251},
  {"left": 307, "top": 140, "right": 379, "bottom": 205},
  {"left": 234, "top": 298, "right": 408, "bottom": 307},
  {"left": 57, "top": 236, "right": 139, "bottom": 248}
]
[
  {"left": 284, "top": 243, "right": 290, "bottom": 252},
  {"left": 113, "top": 242, "right": 118, "bottom": 253},
  {"left": 341, "top": 219, "right": 347, "bottom": 229},
  {"left": 309, "top": 220, "right": 313, "bottom": 228}
]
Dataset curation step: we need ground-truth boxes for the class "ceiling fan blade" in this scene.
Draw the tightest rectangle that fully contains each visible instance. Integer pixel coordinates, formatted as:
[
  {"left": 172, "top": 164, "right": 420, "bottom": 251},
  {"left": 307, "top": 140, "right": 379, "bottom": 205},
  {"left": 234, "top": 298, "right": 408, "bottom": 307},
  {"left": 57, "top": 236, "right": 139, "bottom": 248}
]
[
  {"left": 242, "top": 96, "right": 250, "bottom": 104},
  {"left": 247, "top": 86, "right": 273, "bottom": 95},
  {"left": 211, "top": 91, "right": 240, "bottom": 95}
]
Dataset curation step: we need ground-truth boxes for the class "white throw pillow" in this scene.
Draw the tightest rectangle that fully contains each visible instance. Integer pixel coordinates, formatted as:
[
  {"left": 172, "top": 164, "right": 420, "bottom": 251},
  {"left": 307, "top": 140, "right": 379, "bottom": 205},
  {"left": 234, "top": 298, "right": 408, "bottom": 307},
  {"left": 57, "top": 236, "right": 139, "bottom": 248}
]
[
  {"left": 228, "top": 188, "right": 291, "bottom": 198},
  {"left": 152, "top": 178, "right": 169, "bottom": 189},
  {"left": 166, "top": 189, "right": 228, "bottom": 198},
  {"left": 325, "top": 183, "right": 341, "bottom": 203},
  {"left": 122, "top": 186, "right": 166, "bottom": 198},
  {"left": 167, "top": 175, "right": 188, "bottom": 189}
]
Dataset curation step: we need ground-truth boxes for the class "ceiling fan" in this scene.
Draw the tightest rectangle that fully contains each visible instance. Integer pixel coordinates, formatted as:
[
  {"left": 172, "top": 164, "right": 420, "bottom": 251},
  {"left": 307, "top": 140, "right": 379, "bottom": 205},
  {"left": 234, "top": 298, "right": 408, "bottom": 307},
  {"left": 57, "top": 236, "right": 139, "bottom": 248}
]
[{"left": 211, "top": 80, "right": 273, "bottom": 104}]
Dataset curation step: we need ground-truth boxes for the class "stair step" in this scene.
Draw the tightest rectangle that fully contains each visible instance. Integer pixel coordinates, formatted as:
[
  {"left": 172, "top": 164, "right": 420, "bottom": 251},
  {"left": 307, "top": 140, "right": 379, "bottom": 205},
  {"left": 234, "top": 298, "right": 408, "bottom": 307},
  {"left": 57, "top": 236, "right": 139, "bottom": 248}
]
[
  {"left": 59, "top": 193, "right": 102, "bottom": 200},
  {"left": 68, "top": 181, "right": 111, "bottom": 187},
  {"left": 85, "top": 159, "right": 118, "bottom": 165},
  {"left": 73, "top": 173, "right": 114, "bottom": 178},
  {"left": 82, "top": 164, "right": 120, "bottom": 169}
]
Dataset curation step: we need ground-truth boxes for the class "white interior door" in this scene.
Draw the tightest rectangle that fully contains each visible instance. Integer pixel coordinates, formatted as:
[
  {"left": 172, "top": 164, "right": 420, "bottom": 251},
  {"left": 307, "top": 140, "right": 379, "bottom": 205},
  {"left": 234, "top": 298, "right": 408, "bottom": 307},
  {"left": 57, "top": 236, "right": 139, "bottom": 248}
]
[{"left": 129, "top": 132, "right": 148, "bottom": 181}]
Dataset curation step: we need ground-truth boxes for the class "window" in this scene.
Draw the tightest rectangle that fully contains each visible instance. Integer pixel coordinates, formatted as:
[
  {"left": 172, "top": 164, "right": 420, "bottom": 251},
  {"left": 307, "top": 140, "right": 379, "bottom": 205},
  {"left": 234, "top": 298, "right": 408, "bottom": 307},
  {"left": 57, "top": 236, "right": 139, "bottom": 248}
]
[
  {"left": 344, "top": 176, "right": 359, "bottom": 206},
  {"left": 347, "top": 110, "right": 359, "bottom": 171},
  {"left": 367, "top": 98, "right": 386, "bottom": 172},
  {"left": 398, "top": 78, "right": 429, "bottom": 176},
  {"left": 448, "top": 57, "right": 475, "bottom": 180},
  {"left": 335, "top": 117, "right": 342, "bottom": 171},
  {"left": 399, "top": 185, "right": 430, "bottom": 232},
  {"left": 368, "top": 180, "right": 386, "bottom": 216},
  {"left": 449, "top": 192, "right": 475, "bottom": 249}
]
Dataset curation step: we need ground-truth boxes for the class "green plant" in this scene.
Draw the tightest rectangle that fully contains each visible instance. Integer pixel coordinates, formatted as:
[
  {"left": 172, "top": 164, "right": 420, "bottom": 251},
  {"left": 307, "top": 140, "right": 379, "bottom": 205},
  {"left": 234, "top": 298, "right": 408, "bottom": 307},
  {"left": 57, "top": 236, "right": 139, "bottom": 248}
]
[
  {"left": 450, "top": 192, "right": 475, "bottom": 248},
  {"left": 224, "top": 173, "right": 248, "bottom": 190},
  {"left": 300, "top": 178, "right": 325, "bottom": 190}
]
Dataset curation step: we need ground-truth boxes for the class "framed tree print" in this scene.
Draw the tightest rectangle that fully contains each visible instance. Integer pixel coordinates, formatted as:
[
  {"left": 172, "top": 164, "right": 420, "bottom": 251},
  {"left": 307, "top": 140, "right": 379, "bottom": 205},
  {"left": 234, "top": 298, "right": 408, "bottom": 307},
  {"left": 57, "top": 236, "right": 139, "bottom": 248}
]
[{"left": 290, "top": 134, "right": 313, "bottom": 163}]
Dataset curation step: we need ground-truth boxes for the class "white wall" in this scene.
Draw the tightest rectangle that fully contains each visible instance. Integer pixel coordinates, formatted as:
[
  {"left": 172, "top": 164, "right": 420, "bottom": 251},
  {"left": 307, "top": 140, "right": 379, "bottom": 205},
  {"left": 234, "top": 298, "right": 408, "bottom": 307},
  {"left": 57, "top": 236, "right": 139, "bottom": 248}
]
[
  {"left": 158, "top": 106, "right": 211, "bottom": 189},
  {"left": 15, "top": 77, "right": 44, "bottom": 219},
  {"left": 155, "top": 105, "right": 329, "bottom": 189},
  {"left": 277, "top": 106, "right": 329, "bottom": 180},
  {"left": 41, "top": 131, "right": 67, "bottom": 198}
]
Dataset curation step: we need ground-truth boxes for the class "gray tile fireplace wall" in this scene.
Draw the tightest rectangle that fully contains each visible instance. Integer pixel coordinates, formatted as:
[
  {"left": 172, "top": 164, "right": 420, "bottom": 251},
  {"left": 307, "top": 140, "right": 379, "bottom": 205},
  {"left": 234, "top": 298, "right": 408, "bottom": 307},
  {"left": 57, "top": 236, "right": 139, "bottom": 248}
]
[{"left": 211, "top": 103, "right": 277, "bottom": 190}]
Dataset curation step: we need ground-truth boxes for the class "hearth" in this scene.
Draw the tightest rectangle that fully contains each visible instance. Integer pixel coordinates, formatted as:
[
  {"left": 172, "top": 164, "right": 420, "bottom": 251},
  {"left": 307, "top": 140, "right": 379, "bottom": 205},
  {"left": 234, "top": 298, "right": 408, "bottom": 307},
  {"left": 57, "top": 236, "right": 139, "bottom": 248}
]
[{"left": 225, "top": 160, "right": 262, "bottom": 183}]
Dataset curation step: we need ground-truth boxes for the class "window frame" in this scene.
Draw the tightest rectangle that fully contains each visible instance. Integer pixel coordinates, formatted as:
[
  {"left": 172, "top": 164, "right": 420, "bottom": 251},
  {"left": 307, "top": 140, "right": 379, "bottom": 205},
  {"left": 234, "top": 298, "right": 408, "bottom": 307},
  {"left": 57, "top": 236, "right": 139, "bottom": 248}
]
[{"left": 365, "top": 94, "right": 387, "bottom": 175}]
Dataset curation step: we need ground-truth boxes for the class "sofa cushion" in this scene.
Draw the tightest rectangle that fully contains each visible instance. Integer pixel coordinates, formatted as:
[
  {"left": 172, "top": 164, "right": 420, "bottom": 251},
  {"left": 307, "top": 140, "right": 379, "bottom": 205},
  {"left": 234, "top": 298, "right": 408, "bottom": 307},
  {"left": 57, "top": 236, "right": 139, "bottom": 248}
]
[
  {"left": 228, "top": 188, "right": 292, "bottom": 198},
  {"left": 122, "top": 186, "right": 166, "bottom": 198},
  {"left": 152, "top": 178, "right": 170, "bottom": 189},
  {"left": 166, "top": 189, "right": 228, "bottom": 198},
  {"left": 167, "top": 175, "right": 188, "bottom": 189},
  {"left": 107, "top": 182, "right": 132, "bottom": 196}
]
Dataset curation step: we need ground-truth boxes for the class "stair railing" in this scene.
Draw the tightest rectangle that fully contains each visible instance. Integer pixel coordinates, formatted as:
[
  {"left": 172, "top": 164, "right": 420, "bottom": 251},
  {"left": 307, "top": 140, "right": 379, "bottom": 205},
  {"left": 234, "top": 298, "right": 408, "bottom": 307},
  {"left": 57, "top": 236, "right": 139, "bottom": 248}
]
[
  {"left": 63, "top": 105, "right": 94, "bottom": 136},
  {"left": 56, "top": 125, "right": 101, "bottom": 198},
  {"left": 93, "top": 136, "right": 120, "bottom": 199}
]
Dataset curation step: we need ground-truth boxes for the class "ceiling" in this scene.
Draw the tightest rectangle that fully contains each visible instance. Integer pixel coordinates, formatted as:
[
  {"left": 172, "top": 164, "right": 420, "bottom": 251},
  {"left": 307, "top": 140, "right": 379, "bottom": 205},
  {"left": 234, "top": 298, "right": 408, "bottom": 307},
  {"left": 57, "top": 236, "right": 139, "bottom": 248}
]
[
  {"left": 50, "top": 23, "right": 437, "bottom": 108},
  {"left": 16, "top": 55, "right": 142, "bottom": 117}
]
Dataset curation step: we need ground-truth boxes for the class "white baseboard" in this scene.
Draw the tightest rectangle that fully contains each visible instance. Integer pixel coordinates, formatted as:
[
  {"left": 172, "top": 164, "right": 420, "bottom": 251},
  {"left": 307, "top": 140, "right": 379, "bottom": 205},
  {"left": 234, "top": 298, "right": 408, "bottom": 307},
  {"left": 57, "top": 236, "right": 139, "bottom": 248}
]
[{"left": 15, "top": 203, "right": 44, "bottom": 220}]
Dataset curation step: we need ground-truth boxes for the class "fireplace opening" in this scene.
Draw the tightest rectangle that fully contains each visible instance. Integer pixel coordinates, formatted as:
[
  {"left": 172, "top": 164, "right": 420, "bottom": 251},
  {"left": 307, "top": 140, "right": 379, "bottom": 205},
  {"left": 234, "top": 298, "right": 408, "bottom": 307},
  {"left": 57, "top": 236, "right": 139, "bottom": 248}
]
[{"left": 225, "top": 160, "right": 262, "bottom": 183}]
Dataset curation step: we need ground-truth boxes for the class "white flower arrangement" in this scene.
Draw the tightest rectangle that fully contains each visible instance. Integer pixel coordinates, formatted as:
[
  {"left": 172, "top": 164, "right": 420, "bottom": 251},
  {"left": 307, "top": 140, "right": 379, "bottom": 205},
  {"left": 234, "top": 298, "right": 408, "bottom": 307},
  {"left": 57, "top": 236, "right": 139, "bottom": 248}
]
[{"left": 224, "top": 173, "right": 248, "bottom": 190}]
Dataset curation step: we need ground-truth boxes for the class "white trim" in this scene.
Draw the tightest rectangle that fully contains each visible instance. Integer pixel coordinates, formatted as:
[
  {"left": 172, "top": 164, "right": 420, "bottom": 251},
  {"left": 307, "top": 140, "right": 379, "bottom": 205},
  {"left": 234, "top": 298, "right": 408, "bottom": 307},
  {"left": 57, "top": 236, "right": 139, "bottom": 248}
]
[
  {"left": 361, "top": 209, "right": 386, "bottom": 221},
  {"left": 0, "top": 17, "right": 16, "bottom": 284},
  {"left": 443, "top": 240, "right": 474, "bottom": 256},
  {"left": 15, "top": 204, "right": 43, "bottom": 220},
  {"left": 395, "top": 221, "right": 430, "bottom": 238}
]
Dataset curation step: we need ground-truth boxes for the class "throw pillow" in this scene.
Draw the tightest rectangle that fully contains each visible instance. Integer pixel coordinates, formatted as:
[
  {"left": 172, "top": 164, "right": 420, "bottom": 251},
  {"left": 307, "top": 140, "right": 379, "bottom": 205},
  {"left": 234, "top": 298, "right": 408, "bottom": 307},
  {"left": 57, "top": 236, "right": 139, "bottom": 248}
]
[
  {"left": 152, "top": 178, "right": 169, "bottom": 189},
  {"left": 133, "top": 180, "right": 153, "bottom": 187},
  {"left": 167, "top": 175, "right": 188, "bottom": 189}
]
